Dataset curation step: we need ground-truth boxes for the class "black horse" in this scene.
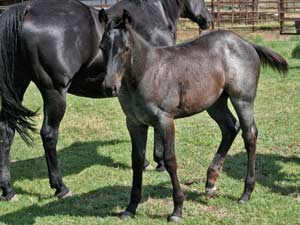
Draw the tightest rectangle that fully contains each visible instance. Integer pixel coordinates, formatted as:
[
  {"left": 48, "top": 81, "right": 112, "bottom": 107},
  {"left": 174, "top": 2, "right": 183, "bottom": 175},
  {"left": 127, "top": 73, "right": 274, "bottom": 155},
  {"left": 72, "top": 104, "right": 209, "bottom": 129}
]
[
  {"left": 0, "top": 0, "right": 212, "bottom": 201},
  {"left": 99, "top": 10, "right": 288, "bottom": 222}
]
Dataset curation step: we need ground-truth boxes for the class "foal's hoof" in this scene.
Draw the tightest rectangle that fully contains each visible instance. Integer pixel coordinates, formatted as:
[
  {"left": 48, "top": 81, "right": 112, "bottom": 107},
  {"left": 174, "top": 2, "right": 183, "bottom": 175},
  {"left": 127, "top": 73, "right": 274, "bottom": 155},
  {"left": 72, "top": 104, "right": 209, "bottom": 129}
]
[
  {"left": 55, "top": 188, "right": 72, "bottom": 199},
  {"left": 167, "top": 215, "right": 182, "bottom": 223},
  {"left": 205, "top": 186, "right": 217, "bottom": 201},
  {"left": 120, "top": 211, "right": 135, "bottom": 220},
  {"left": 0, "top": 191, "right": 16, "bottom": 201},
  {"left": 156, "top": 163, "right": 166, "bottom": 172}
]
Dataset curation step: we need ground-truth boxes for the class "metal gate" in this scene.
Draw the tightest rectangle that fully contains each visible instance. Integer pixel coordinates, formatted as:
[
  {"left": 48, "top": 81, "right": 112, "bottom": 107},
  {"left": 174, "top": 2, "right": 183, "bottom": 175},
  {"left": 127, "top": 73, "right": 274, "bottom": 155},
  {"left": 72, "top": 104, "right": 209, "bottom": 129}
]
[{"left": 278, "top": 0, "right": 300, "bottom": 34}]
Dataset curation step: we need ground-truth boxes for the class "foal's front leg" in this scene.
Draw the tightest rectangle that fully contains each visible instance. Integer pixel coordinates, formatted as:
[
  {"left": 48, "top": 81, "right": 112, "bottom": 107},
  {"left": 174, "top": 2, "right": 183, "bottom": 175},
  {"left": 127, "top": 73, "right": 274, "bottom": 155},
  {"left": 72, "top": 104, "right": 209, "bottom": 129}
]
[
  {"left": 158, "top": 116, "right": 184, "bottom": 222},
  {"left": 121, "top": 118, "right": 148, "bottom": 219}
]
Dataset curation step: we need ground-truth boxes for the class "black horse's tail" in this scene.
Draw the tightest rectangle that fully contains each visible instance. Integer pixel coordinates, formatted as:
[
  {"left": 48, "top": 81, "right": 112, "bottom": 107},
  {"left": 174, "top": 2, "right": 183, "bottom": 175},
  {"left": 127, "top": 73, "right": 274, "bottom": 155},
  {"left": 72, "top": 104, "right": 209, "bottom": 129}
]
[
  {"left": 252, "top": 44, "right": 288, "bottom": 76},
  {"left": 0, "top": 3, "right": 37, "bottom": 145}
]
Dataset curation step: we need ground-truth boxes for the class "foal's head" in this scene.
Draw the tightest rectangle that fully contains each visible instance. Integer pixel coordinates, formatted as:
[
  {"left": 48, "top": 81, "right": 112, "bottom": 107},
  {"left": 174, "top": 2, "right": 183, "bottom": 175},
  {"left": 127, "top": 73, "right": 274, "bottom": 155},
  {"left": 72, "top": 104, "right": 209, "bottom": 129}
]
[
  {"left": 181, "top": 0, "right": 213, "bottom": 29},
  {"left": 99, "top": 9, "right": 133, "bottom": 97}
]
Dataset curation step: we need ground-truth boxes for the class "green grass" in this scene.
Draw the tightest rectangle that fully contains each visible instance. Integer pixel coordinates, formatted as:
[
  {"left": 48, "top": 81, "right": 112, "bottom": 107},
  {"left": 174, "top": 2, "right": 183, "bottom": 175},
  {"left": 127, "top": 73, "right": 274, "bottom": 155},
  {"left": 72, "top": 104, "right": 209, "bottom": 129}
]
[{"left": 1, "top": 35, "right": 300, "bottom": 225}]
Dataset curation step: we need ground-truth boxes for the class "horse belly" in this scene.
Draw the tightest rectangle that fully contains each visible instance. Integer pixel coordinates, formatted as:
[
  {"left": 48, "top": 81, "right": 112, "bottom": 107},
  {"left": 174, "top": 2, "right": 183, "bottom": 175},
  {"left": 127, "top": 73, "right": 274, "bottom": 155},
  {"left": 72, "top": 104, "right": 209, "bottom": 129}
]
[{"left": 175, "top": 77, "right": 224, "bottom": 118}]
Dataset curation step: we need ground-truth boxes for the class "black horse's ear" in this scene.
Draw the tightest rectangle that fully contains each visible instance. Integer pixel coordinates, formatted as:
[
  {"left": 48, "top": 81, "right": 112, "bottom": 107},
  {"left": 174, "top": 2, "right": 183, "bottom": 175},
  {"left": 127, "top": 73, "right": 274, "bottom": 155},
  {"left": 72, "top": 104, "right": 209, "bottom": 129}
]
[
  {"left": 99, "top": 8, "right": 108, "bottom": 24},
  {"left": 122, "top": 9, "right": 133, "bottom": 28}
]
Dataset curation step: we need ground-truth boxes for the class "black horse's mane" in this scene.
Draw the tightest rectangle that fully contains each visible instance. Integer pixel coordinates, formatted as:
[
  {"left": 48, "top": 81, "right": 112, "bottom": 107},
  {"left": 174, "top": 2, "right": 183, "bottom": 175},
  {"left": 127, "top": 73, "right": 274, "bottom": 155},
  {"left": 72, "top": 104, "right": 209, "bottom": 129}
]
[{"left": 107, "top": 0, "right": 182, "bottom": 44}]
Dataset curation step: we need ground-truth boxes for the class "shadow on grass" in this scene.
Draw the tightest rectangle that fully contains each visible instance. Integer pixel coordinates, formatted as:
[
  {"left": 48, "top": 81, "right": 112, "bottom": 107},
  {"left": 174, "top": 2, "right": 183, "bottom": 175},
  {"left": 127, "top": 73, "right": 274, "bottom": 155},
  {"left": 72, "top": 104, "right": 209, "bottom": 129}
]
[
  {"left": 288, "top": 65, "right": 300, "bottom": 71},
  {"left": 11, "top": 139, "right": 130, "bottom": 182},
  {"left": 223, "top": 152, "right": 300, "bottom": 195},
  {"left": 0, "top": 184, "right": 201, "bottom": 225}
]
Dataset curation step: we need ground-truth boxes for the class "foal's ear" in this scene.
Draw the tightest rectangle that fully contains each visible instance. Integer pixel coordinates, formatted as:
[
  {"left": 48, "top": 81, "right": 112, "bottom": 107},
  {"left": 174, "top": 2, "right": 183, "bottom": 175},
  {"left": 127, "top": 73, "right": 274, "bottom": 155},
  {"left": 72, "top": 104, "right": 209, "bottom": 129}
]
[
  {"left": 99, "top": 8, "right": 108, "bottom": 24},
  {"left": 122, "top": 9, "right": 133, "bottom": 28}
]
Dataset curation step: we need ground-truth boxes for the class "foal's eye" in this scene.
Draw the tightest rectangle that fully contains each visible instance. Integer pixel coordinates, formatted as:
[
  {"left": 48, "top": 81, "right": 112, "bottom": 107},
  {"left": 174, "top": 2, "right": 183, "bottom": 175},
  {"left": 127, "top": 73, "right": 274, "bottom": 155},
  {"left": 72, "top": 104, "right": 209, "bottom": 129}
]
[{"left": 125, "top": 47, "right": 130, "bottom": 52}]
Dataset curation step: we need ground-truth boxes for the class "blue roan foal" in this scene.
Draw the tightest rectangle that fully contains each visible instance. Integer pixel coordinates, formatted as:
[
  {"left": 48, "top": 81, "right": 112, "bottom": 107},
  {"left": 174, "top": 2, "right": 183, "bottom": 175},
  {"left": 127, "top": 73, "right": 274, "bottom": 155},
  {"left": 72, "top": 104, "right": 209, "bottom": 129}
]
[{"left": 99, "top": 10, "right": 288, "bottom": 222}]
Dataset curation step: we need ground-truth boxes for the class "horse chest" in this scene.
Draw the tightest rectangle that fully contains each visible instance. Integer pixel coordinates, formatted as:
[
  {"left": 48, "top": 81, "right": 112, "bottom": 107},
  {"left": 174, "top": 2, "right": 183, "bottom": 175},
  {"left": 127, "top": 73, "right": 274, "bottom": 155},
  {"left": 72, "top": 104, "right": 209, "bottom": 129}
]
[{"left": 118, "top": 88, "right": 158, "bottom": 126}]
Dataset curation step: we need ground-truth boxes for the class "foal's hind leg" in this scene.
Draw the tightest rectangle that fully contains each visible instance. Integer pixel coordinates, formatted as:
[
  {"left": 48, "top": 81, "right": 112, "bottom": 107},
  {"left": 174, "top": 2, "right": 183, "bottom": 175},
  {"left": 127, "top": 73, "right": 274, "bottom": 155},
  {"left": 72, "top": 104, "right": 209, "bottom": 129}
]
[
  {"left": 205, "top": 96, "right": 240, "bottom": 200},
  {"left": 0, "top": 122, "right": 15, "bottom": 201},
  {"left": 230, "top": 97, "right": 258, "bottom": 203}
]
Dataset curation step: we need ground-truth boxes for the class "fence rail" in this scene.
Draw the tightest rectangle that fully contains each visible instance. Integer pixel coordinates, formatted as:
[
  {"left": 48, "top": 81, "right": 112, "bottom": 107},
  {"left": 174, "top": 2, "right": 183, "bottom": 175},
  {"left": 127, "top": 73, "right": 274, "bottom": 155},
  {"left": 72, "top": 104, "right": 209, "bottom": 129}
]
[{"left": 209, "top": 0, "right": 300, "bottom": 34}]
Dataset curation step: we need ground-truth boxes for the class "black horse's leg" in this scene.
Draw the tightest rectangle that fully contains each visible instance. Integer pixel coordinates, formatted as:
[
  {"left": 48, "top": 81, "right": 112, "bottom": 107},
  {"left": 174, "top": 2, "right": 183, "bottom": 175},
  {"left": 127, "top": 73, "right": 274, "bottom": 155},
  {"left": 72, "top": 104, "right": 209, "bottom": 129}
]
[
  {"left": 0, "top": 122, "right": 15, "bottom": 201},
  {"left": 40, "top": 88, "right": 70, "bottom": 199},
  {"left": 205, "top": 97, "right": 240, "bottom": 200},
  {"left": 158, "top": 116, "right": 184, "bottom": 222},
  {"left": 143, "top": 129, "right": 165, "bottom": 172},
  {"left": 0, "top": 78, "right": 30, "bottom": 201},
  {"left": 121, "top": 118, "right": 148, "bottom": 219},
  {"left": 153, "top": 129, "right": 165, "bottom": 171},
  {"left": 231, "top": 97, "right": 257, "bottom": 204}
]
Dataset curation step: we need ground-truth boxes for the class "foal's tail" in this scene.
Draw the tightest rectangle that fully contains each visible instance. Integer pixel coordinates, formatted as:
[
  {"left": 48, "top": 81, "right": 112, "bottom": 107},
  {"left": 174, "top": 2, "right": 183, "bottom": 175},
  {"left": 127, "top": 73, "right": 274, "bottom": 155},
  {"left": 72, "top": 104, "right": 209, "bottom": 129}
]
[
  {"left": 0, "top": 3, "right": 37, "bottom": 144},
  {"left": 252, "top": 44, "right": 288, "bottom": 76}
]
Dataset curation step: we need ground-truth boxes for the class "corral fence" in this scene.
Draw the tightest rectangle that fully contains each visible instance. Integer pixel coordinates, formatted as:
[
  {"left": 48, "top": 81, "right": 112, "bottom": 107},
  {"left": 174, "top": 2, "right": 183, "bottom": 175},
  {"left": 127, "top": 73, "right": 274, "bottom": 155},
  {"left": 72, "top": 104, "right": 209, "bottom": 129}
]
[
  {"left": 210, "top": 0, "right": 300, "bottom": 34},
  {"left": 0, "top": 0, "right": 300, "bottom": 34}
]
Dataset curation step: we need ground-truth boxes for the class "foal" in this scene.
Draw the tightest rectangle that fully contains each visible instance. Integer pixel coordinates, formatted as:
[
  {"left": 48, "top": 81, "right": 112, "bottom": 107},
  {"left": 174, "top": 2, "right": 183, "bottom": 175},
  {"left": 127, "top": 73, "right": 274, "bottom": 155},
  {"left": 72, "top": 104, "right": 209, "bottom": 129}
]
[{"left": 100, "top": 10, "right": 288, "bottom": 221}]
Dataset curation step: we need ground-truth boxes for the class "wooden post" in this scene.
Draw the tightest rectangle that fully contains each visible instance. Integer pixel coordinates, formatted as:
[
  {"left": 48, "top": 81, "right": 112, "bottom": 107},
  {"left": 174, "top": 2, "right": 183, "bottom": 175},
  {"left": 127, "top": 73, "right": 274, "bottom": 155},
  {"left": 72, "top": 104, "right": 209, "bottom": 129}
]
[
  {"left": 246, "top": 0, "right": 249, "bottom": 25},
  {"left": 279, "top": 0, "right": 284, "bottom": 34},
  {"left": 252, "top": 0, "right": 258, "bottom": 32},
  {"left": 217, "top": 0, "right": 221, "bottom": 29},
  {"left": 211, "top": 0, "right": 215, "bottom": 29},
  {"left": 231, "top": 0, "right": 234, "bottom": 26}
]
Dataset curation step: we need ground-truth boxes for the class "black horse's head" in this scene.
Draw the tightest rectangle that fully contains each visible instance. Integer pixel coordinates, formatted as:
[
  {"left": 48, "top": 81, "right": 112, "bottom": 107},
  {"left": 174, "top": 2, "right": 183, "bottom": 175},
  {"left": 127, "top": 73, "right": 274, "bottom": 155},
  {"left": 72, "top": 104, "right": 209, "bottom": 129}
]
[
  {"left": 180, "top": 0, "right": 213, "bottom": 29},
  {"left": 99, "top": 9, "right": 132, "bottom": 97}
]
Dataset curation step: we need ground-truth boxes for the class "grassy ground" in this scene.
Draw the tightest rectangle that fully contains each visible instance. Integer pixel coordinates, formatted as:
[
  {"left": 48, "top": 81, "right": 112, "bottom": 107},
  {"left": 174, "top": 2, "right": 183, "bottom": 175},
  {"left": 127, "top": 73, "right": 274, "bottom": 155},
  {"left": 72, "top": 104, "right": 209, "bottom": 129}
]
[{"left": 0, "top": 34, "right": 300, "bottom": 225}]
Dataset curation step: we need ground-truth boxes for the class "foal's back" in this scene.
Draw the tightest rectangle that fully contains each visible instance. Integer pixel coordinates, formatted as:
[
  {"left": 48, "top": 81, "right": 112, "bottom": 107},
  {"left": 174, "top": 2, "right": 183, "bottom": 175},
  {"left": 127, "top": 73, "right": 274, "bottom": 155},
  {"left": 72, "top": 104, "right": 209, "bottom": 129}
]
[{"left": 145, "top": 31, "right": 261, "bottom": 118}]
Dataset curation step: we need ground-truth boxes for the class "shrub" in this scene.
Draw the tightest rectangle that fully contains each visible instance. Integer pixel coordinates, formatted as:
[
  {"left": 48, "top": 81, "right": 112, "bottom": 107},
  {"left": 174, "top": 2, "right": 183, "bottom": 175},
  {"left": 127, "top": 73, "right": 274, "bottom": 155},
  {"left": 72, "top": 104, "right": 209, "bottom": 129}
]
[{"left": 291, "top": 43, "right": 300, "bottom": 58}]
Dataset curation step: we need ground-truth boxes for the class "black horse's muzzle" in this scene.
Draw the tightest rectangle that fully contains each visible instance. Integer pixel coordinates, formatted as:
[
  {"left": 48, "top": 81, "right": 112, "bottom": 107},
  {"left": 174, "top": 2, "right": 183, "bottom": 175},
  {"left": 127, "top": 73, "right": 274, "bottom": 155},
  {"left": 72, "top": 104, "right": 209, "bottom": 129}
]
[{"left": 198, "top": 17, "right": 213, "bottom": 30}]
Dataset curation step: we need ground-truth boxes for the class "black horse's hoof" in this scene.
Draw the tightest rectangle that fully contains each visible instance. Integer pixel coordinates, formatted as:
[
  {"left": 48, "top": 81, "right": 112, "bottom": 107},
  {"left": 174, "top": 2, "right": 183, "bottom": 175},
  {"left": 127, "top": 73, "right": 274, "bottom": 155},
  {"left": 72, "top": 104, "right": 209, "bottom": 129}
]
[
  {"left": 205, "top": 186, "right": 217, "bottom": 201},
  {"left": 238, "top": 197, "right": 249, "bottom": 204},
  {"left": 167, "top": 214, "right": 182, "bottom": 223},
  {"left": 55, "top": 188, "right": 72, "bottom": 199},
  {"left": 156, "top": 163, "right": 166, "bottom": 172},
  {"left": 238, "top": 193, "right": 250, "bottom": 204},
  {"left": 0, "top": 190, "right": 16, "bottom": 201},
  {"left": 143, "top": 159, "right": 150, "bottom": 170},
  {"left": 120, "top": 211, "right": 135, "bottom": 220}
]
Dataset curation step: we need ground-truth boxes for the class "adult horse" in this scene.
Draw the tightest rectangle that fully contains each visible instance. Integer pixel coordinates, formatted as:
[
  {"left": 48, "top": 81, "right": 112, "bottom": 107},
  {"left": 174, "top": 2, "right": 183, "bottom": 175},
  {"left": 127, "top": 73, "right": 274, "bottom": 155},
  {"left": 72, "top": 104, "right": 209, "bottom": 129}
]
[{"left": 0, "top": 0, "right": 212, "bottom": 200}]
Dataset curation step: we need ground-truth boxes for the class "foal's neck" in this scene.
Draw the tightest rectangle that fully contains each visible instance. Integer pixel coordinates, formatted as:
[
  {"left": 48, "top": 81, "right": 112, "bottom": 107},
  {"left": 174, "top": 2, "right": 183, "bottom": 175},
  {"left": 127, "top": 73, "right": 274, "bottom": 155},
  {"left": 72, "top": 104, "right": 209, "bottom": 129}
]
[{"left": 129, "top": 28, "right": 154, "bottom": 79}]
